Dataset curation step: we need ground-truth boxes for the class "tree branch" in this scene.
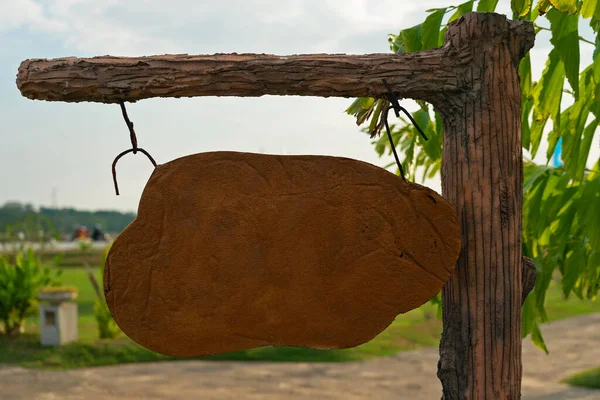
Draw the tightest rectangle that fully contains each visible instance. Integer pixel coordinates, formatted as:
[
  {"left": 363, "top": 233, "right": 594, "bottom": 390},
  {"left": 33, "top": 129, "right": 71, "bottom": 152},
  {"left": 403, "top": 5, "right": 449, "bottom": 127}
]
[
  {"left": 16, "top": 13, "right": 534, "bottom": 114},
  {"left": 17, "top": 51, "right": 459, "bottom": 105}
]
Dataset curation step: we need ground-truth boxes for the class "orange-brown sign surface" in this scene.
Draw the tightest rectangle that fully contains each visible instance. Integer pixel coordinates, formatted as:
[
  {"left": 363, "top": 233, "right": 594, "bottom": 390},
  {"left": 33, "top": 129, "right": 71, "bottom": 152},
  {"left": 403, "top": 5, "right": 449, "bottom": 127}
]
[{"left": 104, "top": 151, "right": 460, "bottom": 357}]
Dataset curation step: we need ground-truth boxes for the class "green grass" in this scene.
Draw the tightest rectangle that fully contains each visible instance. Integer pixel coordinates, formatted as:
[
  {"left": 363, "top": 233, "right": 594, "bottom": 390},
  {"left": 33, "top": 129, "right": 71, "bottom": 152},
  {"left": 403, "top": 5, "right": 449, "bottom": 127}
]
[
  {"left": 542, "top": 282, "right": 600, "bottom": 322},
  {"left": 0, "top": 266, "right": 598, "bottom": 370},
  {"left": 564, "top": 367, "right": 600, "bottom": 389}
]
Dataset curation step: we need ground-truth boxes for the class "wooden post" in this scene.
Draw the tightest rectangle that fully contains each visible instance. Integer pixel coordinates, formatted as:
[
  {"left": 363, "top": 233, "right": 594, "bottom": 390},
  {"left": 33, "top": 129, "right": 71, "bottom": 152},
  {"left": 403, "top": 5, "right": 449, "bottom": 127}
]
[
  {"left": 16, "top": 12, "right": 534, "bottom": 399},
  {"left": 436, "top": 14, "right": 534, "bottom": 399}
]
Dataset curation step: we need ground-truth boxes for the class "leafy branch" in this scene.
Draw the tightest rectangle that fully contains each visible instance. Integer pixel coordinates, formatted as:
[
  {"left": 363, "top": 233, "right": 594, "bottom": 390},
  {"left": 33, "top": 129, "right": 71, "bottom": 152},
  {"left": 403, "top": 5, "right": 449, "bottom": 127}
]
[
  {"left": 346, "top": 0, "right": 600, "bottom": 352},
  {"left": 533, "top": 23, "right": 596, "bottom": 45}
]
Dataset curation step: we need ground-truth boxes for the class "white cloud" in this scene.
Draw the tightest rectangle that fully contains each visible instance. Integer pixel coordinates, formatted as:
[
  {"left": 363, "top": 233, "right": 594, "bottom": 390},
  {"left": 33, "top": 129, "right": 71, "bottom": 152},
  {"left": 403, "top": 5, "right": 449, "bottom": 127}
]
[
  {"left": 0, "top": 0, "right": 68, "bottom": 33},
  {"left": 2, "top": 0, "right": 456, "bottom": 55}
]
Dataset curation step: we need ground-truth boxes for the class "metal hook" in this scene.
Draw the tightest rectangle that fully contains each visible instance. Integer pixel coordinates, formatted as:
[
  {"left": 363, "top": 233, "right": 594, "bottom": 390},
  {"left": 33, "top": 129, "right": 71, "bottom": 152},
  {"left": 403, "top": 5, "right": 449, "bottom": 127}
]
[
  {"left": 383, "top": 105, "right": 406, "bottom": 181},
  {"left": 112, "top": 148, "right": 157, "bottom": 196},
  {"left": 112, "top": 101, "right": 157, "bottom": 196},
  {"left": 382, "top": 79, "right": 428, "bottom": 141},
  {"left": 119, "top": 100, "right": 138, "bottom": 153},
  {"left": 381, "top": 79, "right": 429, "bottom": 182}
]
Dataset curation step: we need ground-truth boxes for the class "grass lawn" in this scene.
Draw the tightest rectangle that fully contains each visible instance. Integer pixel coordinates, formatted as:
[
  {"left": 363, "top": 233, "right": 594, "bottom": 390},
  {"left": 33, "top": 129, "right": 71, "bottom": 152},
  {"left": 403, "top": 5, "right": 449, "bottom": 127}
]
[
  {"left": 564, "top": 367, "right": 600, "bottom": 389},
  {"left": 0, "top": 266, "right": 599, "bottom": 370}
]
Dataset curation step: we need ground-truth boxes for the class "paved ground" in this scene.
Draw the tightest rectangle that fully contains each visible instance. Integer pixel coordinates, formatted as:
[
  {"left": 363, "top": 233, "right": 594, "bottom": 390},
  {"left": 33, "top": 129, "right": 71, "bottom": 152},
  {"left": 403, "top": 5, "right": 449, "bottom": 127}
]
[{"left": 1, "top": 314, "right": 599, "bottom": 399}]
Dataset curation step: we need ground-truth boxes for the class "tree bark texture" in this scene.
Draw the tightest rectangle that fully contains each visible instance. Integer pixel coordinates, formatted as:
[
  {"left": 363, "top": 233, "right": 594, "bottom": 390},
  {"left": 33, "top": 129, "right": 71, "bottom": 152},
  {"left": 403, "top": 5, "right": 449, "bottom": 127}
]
[
  {"left": 15, "top": 12, "right": 536, "bottom": 399},
  {"left": 16, "top": 51, "right": 462, "bottom": 105},
  {"left": 437, "top": 13, "right": 534, "bottom": 400}
]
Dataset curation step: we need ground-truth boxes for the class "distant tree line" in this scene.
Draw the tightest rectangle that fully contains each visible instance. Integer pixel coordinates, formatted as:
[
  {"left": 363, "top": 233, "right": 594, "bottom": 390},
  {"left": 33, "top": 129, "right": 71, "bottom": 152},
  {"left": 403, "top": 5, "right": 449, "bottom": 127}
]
[{"left": 0, "top": 201, "right": 135, "bottom": 240}]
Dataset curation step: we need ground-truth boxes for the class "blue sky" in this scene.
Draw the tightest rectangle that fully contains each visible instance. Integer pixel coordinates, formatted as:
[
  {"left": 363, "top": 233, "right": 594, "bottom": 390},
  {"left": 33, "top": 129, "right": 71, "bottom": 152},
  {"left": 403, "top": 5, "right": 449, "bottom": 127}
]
[{"left": 1, "top": 0, "right": 597, "bottom": 212}]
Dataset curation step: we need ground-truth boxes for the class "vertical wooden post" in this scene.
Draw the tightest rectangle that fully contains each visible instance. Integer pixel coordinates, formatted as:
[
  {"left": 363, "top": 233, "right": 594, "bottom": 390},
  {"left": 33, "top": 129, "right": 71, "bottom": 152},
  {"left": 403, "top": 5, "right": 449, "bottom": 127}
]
[{"left": 437, "top": 13, "right": 534, "bottom": 399}]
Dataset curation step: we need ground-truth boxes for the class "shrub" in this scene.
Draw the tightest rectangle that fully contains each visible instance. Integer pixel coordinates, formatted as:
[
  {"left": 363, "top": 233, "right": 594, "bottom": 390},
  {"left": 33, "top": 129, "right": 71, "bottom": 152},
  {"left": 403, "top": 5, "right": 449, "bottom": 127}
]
[
  {"left": 0, "top": 249, "right": 61, "bottom": 336},
  {"left": 94, "top": 297, "right": 120, "bottom": 339}
]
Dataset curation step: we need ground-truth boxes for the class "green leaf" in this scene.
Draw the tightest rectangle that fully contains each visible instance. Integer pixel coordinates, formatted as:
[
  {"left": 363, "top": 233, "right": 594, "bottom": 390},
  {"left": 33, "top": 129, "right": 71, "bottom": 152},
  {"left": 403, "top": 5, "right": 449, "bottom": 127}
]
[
  {"left": 368, "top": 99, "right": 387, "bottom": 135},
  {"left": 536, "top": 176, "right": 573, "bottom": 235},
  {"left": 547, "top": 8, "right": 580, "bottom": 99},
  {"left": 592, "top": 54, "right": 600, "bottom": 110},
  {"left": 400, "top": 24, "right": 423, "bottom": 53},
  {"left": 521, "top": 293, "right": 536, "bottom": 338},
  {"left": 346, "top": 98, "right": 364, "bottom": 116},
  {"left": 564, "top": 114, "right": 596, "bottom": 182},
  {"left": 520, "top": 54, "right": 533, "bottom": 150},
  {"left": 421, "top": 114, "right": 442, "bottom": 161},
  {"left": 526, "top": 172, "right": 547, "bottom": 228},
  {"left": 523, "top": 162, "right": 551, "bottom": 191},
  {"left": 448, "top": 1, "right": 475, "bottom": 23},
  {"left": 522, "top": 98, "right": 534, "bottom": 150},
  {"left": 537, "top": 0, "right": 553, "bottom": 15},
  {"left": 530, "top": 49, "right": 565, "bottom": 157},
  {"left": 520, "top": 53, "right": 533, "bottom": 97},
  {"left": 422, "top": 8, "right": 446, "bottom": 49},
  {"left": 412, "top": 110, "right": 434, "bottom": 151},
  {"left": 534, "top": 257, "right": 554, "bottom": 321},
  {"left": 427, "top": 157, "right": 439, "bottom": 175},
  {"left": 545, "top": 109, "right": 568, "bottom": 162},
  {"left": 360, "top": 97, "right": 375, "bottom": 108},
  {"left": 560, "top": 62, "right": 598, "bottom": 179},
  {"left": 529, "top": 117, "right": 548, "bottom": 158},
  {"left": 346, "top": 97, "right": 378, "bottom": 128},
  {"left": 593, "top": 16, "right": 600, "bottom": 30},
  {"left": 580, "top": 173, "right": 600, "bottom": 250},
  {"left": 531, "top": 319, "right": 549, "bottom": 353},
  {"left": 374, "top": 135, "right": 387, "bottom": 157},
  {"left": 575, "top": 119, "right": 600, "bottom": 180},
  {"left": 533, "top": 49, "right": 564, "bottom": 118},
  {"left": 585, "top": 250, "right": 600, "bottom": 298},
  {"left": 563, "top": 244, "right": 586, "bottom": 296},
  {"left": 553, "top": 196, "right": 578, "bottom": 241},
  {"left": 512, "top": 0, "right": 533, "bottom": 16},
  {"left": 477, "top": 0, "right": 499, "bottom": 11},
  {"left": 388, "top": 34, "right": 404, "bottom": 53},
  {"left": 550, "top": 0, "right": 579, "bottom": 14},
  {"left": 582, "top": 0, "right": 600, "bottom": 19}
]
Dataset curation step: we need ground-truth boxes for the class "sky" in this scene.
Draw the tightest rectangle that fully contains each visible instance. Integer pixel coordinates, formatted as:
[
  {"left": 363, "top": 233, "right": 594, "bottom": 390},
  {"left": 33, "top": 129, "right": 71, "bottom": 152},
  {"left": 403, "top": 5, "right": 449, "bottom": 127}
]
[{"left": 1, "top": 0, "right": 598, "bottom": 213}]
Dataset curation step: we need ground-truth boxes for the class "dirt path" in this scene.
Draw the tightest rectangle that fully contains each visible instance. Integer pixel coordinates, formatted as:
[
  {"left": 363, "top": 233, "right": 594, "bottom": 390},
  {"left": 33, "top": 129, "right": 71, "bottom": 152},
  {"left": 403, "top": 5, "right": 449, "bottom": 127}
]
[{"left": 1, "top": 313, "right": 599, "bottom": 399}]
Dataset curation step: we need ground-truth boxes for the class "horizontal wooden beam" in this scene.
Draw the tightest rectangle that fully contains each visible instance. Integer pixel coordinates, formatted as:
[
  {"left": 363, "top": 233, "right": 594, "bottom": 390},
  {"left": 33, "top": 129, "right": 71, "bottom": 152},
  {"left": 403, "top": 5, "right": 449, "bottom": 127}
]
[{"left": 16, "top": 51, "right": 461, "bottom": 105}]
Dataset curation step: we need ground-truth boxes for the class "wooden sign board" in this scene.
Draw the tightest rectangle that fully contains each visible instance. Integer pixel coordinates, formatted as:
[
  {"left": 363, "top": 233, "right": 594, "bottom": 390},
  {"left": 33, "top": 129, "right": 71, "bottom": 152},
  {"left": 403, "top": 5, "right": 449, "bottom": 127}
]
[{"left": 104, "top": 151, "right": 460, "bottom": 357}]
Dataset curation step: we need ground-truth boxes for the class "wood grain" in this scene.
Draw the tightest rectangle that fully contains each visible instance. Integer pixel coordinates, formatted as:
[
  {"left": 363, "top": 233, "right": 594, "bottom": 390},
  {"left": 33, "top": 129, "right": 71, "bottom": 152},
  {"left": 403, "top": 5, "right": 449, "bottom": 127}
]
[
  {"left": 16, "top": 52, "right": 462, "bottom": 105},
  {"left": 437, "top": 13, "right": 534, "bottom": 400},
  {"left": 104, "top": 151, "right": 461, "bottom": 357}
]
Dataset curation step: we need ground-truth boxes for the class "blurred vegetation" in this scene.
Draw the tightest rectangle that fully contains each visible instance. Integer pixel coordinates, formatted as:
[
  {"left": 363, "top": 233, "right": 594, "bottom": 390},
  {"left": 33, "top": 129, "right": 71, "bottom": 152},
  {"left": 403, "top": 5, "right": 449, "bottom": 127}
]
[
  {"left": 82, "top": 242, "right": 120, "bottom": 339},
  {"left": 0, "top": 265, "right": 599, "bottom": 369},
  {"left": 564, "top": 366, "right": 600, "bottom": 389},
  {"left": 0, "top": 249, "right": 62, "bottom": 337},
  {"left": 347, "top": 0, "right": 600, "bottom": 352},
  {"left": 0, "top": 201, "right": 134, "bottom": 240}
]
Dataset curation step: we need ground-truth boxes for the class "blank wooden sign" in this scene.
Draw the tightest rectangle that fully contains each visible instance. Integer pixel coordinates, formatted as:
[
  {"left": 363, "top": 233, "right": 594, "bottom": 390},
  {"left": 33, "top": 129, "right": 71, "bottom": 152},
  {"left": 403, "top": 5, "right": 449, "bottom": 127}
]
[{"left": 104, "top": 151, "right": 461, "bottom": 357}]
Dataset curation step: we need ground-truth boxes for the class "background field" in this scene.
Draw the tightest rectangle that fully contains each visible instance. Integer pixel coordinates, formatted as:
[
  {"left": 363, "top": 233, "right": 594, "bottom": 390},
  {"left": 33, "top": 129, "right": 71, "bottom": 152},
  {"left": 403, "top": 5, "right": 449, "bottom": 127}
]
[{"left": 1, "top": 264, "right": 599, "bottom": 370}]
